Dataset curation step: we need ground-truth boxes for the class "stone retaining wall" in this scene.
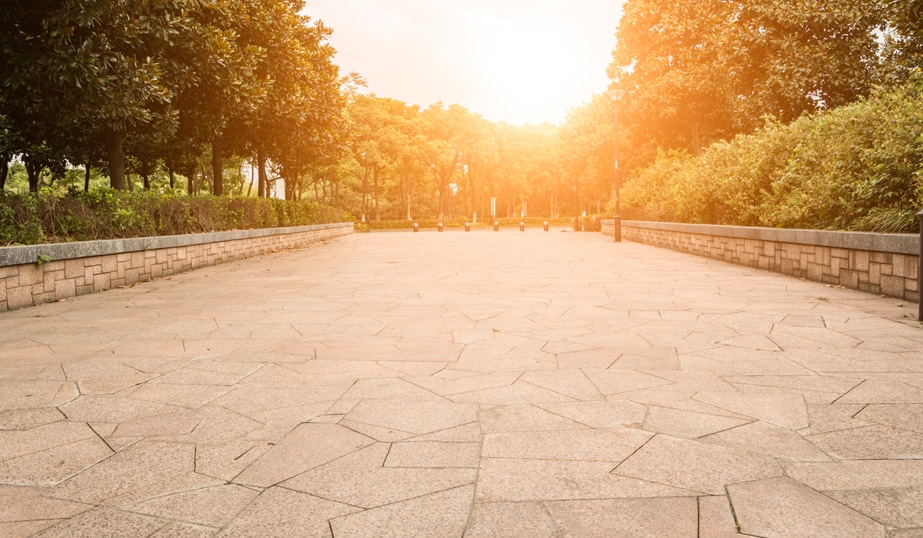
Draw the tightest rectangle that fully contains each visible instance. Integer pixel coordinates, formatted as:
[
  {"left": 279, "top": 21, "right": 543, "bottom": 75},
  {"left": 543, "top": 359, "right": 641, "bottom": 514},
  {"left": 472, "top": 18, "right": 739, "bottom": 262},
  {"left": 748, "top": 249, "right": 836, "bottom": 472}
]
[
  {"left": 0, "top": 222, "right": 354, "bottom": 312},
  {"left": 603, "top": 219, "right": 919, "bottom": 303}
]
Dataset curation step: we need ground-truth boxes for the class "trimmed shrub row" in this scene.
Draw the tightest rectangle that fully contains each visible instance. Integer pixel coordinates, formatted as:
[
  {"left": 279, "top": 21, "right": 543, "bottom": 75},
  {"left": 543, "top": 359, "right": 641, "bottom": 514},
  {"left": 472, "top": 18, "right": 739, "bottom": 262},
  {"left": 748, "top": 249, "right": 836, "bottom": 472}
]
[
  {"left": 619, "top": 73, "right": 923, "bottom": 232},
  {"left": 0, "top": 189, "right": 353, "bottom": 246}
]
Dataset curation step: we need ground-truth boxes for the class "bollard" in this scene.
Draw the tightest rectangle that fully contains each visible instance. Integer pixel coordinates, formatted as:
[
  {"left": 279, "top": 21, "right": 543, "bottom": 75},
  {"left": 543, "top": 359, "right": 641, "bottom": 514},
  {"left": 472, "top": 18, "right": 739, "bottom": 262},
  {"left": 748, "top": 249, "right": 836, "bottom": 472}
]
[
  {"left": 519, "top": 221, "right": 525, "bottom": 232},
  {"left": 464, "top": 222, "right": 471, "bottom": 232},
  {"left": 493, "top": 221, "right": 499, "bottom": 232},
  {"left": 438, "top": 222, "right": 444, "bottom": 232},
  {"left": 918, "top": 209, "right": 923, "bottom": 321},
  {"left": 543, "top": 221, "right": 549, "bottom": 232},
  {"left": 413, "top": 222, "right": 419, "bottom": 233}
]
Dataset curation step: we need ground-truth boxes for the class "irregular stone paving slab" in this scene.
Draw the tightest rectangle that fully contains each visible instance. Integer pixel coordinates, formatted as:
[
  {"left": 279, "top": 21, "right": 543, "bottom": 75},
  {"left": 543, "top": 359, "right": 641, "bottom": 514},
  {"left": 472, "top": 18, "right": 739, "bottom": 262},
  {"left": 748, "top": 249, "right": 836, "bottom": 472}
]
[
  {"left": 544, "top": 497, "right": 698, "bottom": 538},
  {"left": 693, "top": 391, "right": 809, "bottom": 429},
  {"left": 0, "top": 422, "right": 97, "bottom": 462},
  {"left": 783, "top": 460, "right": 923, "bottom": 490},
  {"left": 216, "top": 487, "right": 359, "bottom": 537},
  {"left": 699, "top": 420, "right": 833, "bottom": 462},
  {"left": 536, "top": 400, "right": 647, "bottom": 429},
  {"left": 482, "top": 429, "right": 652, "bottom": 462},
  {"left": 642, "top": 406, "right": 751, "bottom": 438},
  {"left": 0, "top": 485, "right": 91, "bottom": 526},
  {"left": 582, "top": 369, "right": 675, "bottom": 395},
  {"left": 479, "top": 404, "right": 590, "bottom": 433},
  {"left": 150, "top": 522, "right": 219, "bottom": 537},
  {"left": 728, "top": 477, "right": 885, "bottom": 538},
  {"left": 477, "top": 458, "right": 695, "bottom": 502},
  {"left": 31, "top": 508, "right": 166, "bottom": 537},
  {"left": 698, "top": 495, "right": 746, "bottom": 538},
  {"left": 0, "top": 437, "right": 112, "bottom": 487},
  {"left": 342, "top": 398, "right": 479, "bottom": 436},
  {"left": 614, "top": 434, "right": 783, "bottom": 495},
  {"left": 126, "top": 484, "right": 259, "bottom": 528},
  {"left": 806, "top": 424, "right": 923, "bottom": 459},
  {"left": 856, "top": 404, "right": 923, "bottom": 432},
  {"left": 464, "top": 502, "right": 560, "bottom": 537},
  {"left": 330, "top": 484, "right": 474, "bottom": 538},
  {"left": 384, "top": 441, "right": 481, "bottom": 468},
  {"left": 0, "top": 380, "right": 77, "bottom": 410},
  {"left": 47, "top": 440, "right": 198, "bottom": 505},
  {"left": 837, "top": 380, "right": 923, "bottom": 404},
  {"left": 234, "top": 422, "right": 373, "bottom": 487},
  {"left": 282, "top": 443, "right": 475, "bottom": 508},
  {"left": 826, "top": 486, "right": 923, "bottom": 528}
]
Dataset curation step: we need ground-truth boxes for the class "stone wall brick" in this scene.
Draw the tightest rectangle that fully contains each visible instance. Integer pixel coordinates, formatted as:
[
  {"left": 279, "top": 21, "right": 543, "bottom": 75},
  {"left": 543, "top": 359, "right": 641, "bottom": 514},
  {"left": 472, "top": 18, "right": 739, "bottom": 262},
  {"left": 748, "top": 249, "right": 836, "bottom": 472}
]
[
  {"left": 869, "top": 264, "right": 881, "bottom": 285},
  {"left": 101, "top": 257, "right": 117, "bottom": 273},
  {"left": 870, "top": 252, "right": 891, "bottom": 264},
  {"left": 56, "top": 279, "right": 76, "bottom": 300},
  {"left": 7, "top": 286, "right": 33, "bottom": 310},
  {"left": 880, "top": 275, "right": 905, "bottom": 298},
  {"left": 64, "top": 259, "right": 84, "bottom": 279},
  {"left": 617, "top": 224, "right": 919, "bottom": 303},
  {"left": 19, "top": 265, "right": 43, "bottom": 286},
  {"left": 853, "top": 251, "right": 870, "bottom": 271}
]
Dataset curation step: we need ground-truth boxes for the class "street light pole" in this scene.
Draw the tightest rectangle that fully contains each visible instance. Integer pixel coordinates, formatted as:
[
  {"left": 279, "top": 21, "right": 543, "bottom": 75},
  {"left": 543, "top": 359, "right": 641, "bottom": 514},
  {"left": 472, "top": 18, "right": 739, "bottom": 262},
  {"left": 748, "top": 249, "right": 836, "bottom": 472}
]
[{"left": 606, "top": 89, "right": 627, "bottom": 243}]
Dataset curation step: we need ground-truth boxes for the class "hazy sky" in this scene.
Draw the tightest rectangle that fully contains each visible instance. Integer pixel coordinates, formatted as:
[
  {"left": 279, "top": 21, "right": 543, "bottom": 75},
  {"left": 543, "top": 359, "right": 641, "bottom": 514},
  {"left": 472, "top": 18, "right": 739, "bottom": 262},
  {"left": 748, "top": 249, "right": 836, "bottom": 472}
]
[{"left": 305, "top": 0, "right": 626, "bottom": 126}]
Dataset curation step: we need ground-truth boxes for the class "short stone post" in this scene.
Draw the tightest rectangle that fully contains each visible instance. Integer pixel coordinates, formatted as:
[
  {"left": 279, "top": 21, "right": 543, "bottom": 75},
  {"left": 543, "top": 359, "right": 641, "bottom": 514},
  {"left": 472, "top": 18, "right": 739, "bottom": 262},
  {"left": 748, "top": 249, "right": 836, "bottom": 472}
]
[
  {"left": 543, "top": 221, "right": 549, "bottom": 232},
  {"left": 438, "top": 222, "right": 444, "bottom": 232},
  {"left": 413, "top": 223, "right": 419, "bottom": 233},
  {"left": 519, "top": 221, "right": 525, "bottom": 232}
]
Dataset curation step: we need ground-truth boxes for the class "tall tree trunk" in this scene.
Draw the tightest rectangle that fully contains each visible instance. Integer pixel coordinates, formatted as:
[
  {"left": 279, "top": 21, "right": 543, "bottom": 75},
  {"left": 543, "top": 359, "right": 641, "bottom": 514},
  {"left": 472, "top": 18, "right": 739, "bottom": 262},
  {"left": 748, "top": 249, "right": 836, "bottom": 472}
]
[
  {"left": 690, "top": 121, "right": 702, "bottom": 156},
  {"left": 104, "top": 127, "right": 126, "bottom": 190},
  {"left": 168, "top": 167, "right": 175, "bottom": 190},
  {"left": 1, "top": 157, "right": 11, "bottom": 190},
  {"left": 84, "top": 160, "right": 91, "bottom": 191},
  {"left": 373, "top": 169, "right": 380, "bottom": 221},
  {"left": 141, "top": 160, "right": 151, "bottom": 190},
  {"left": 406, "top": 188, "right": 413, "bottom": 220},
  {"left": 211, "top": 137, "right": 223, "bottom": 196},
  {"left": 257, "top": 151, "right": 267, "bottom": 198},
  {"left": 24, "top": 158, "right": 39, "bottom": 193}
]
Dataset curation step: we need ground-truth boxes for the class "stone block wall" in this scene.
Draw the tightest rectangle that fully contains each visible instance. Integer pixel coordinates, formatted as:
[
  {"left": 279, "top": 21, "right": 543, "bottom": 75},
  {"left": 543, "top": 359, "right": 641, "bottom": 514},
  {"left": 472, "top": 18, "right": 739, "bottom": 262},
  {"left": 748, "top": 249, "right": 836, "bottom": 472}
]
[
  {"left": 0, "top": 223, "right": 353, "bottom": 312},
  {"left": 602, "top": 219, "right": 919, "bottom": 303}
]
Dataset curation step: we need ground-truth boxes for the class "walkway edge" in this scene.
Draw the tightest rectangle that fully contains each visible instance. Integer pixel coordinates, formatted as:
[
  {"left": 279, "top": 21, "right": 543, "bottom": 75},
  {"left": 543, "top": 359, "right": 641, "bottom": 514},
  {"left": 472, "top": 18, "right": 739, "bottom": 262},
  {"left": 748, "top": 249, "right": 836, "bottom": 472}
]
[{"left": 0, "top": 222, "right": 354, "bottom": 312}]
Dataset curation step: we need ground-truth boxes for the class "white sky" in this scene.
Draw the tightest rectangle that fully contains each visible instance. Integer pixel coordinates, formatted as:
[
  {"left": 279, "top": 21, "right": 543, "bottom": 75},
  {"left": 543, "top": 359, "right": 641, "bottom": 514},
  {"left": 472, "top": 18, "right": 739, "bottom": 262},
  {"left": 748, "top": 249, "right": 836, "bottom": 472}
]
[{"left": 304, "top": 0, "right": 626, "bottom": 126}]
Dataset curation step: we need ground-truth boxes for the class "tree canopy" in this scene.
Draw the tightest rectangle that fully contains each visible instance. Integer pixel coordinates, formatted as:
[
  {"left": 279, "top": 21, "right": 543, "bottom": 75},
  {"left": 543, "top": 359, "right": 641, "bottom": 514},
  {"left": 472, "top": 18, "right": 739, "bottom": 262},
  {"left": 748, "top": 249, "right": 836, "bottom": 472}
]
[{"left": 1, "top": 0, "right": 921, "bottom": 232}]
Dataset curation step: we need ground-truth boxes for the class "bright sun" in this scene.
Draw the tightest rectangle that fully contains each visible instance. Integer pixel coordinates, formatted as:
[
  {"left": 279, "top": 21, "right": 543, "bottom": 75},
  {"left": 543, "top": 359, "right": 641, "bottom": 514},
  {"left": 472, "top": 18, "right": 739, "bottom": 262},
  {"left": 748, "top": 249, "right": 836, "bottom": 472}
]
[{"left": 307, "top": 0, "right": 622, "bottom": 125}]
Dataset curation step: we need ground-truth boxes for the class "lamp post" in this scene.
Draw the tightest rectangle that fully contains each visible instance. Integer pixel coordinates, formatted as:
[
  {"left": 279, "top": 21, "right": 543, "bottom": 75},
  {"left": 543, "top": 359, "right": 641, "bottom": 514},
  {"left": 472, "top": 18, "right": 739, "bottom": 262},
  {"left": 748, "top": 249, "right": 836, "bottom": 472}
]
[{"left": 606, "top": 89, "right": 627, "bottom": 242}]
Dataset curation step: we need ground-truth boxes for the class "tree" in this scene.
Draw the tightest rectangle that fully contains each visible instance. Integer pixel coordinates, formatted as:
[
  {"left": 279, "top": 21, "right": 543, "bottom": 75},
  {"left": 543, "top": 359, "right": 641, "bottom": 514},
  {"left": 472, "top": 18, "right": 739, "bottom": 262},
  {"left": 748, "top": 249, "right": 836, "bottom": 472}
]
[
  {"left": 0, "top": 0, "right": 186, "bottom": 190},
  {"left": 609, "top": 0, "right": 890, "bottom": 161}
]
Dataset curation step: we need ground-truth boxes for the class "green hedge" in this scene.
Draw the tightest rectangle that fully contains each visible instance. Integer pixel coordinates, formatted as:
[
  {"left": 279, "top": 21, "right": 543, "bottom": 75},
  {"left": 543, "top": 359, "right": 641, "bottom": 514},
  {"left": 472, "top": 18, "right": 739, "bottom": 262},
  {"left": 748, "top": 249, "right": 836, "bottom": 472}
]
[
  {"left": 619, "top": 73, "right": 923, "bottom": 232},
  {"left": 0, "top": 189, "right": 354, "bottom": 246}
]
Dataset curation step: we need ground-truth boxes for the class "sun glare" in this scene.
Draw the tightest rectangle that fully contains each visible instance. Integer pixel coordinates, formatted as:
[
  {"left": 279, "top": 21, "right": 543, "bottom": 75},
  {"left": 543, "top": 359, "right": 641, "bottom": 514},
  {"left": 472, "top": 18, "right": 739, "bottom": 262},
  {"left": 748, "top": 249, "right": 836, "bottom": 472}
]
[{"left": 308, "top": 0, "right": 623, "bottom": 126}]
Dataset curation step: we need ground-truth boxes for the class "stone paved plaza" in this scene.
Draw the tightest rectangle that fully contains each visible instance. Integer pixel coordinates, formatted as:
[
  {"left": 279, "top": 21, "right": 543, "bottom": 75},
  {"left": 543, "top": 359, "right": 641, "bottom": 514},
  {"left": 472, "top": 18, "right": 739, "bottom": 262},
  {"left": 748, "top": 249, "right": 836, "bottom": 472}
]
[{"left": 1, "top": 229, "right": 922, "bottom": 537}]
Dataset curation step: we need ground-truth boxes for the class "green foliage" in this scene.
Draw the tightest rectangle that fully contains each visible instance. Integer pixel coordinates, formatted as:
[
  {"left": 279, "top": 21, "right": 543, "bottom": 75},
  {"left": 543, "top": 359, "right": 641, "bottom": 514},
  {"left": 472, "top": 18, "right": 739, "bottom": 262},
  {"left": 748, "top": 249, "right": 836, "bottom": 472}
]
[
  {"left": 0, "top": 189, "right": 350, "bottom": 246},
  {"left": 609, "top": 0, "right": 897, "bottom": 165},
  {"left": 619, "top": 75, "right": 923, "bottom": 232}
]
